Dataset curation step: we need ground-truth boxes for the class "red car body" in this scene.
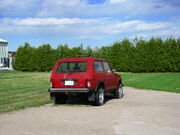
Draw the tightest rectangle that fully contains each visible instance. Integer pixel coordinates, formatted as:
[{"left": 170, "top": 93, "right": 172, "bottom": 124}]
[{"left": 48, "top": 57, "right": 123, "bottom": 105}]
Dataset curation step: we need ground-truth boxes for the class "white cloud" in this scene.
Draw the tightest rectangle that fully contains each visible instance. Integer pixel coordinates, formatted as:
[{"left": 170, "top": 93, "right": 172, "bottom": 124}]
[
  {"left": 0, "top": 0, "right": 40, "bottom": 16},
  {"left": 0, "top": 0, "right": 179, "bottom": 18},
  {"left": 0, "top": 17, "right": 179, "bottom": 40},
  {"left": 134, "top": 25, "right": 180, "bottom": 39},
  {"left": 1, "top": 17, "right": 100, "bottom": 26},
  {"left": 101, "top": 20, "right": 173, "bottom": 35},
  {"left": 0, "top": 0, "right": 179, "bottom": 50},
  {"left": 79, "top": 35, "right": 105, "bottom": 40},
  {"left": 109, "top": 0, "right": 126, "bottom": 4},
  {"left": 136, "top": 22, "right": 171, "bottom": 31}
]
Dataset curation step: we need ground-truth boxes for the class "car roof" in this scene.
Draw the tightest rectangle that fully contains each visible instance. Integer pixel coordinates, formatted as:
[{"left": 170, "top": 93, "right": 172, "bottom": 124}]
[{"left": 57, "top": 57, "right": 107, "bottom": 63}]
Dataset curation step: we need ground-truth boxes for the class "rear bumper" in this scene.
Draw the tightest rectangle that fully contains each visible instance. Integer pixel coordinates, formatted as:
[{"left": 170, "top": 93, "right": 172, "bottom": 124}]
[{"left": 48, "top": 88, "right": 93, "bottom": 93}]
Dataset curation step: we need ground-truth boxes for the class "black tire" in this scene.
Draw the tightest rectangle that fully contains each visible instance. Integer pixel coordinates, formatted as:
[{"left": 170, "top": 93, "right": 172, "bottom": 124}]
[
  {"left": 95, "top": 87, "right": 105, "bottom": 106},
  {"left": 114, "top": 83, "right": 123, "bottom": 99},
  {"left": 55, "top": 94, "right": 67, "bottom": 104}
]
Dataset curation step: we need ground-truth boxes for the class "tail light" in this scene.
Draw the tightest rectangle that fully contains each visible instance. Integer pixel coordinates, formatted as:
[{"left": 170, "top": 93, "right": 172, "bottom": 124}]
[
  {"left": 85, "top": 79, "right": 91, "bottom": 88},
  {"left": 87, "top": 81, "right": 91, "bottom": 87},
  {"left": 50, "top": 78, "right": 53, "bottom": 88}
]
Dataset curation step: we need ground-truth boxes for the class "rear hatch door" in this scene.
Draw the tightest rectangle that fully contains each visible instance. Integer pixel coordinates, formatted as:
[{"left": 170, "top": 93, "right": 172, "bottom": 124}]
[{"left": 53, "top": 61, "right": 89, "bottom": 88}]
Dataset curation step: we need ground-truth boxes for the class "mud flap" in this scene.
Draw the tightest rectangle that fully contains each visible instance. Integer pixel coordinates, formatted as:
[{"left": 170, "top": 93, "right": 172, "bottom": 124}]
[
  {"left": 50, "top": 92, "right": 56, "bottom": 100},
  {"left": 88, "top": 92, "right": 95, "bottom": 101}
]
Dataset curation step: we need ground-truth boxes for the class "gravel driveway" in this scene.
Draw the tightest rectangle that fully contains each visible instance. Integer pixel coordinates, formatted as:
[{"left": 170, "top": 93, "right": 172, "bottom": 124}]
[{"left": 0, "top": 87, "right": 180, "bottom": 135}]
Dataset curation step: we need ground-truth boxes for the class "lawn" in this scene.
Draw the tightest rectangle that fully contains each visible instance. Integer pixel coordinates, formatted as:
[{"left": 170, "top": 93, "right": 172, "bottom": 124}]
[
  {"left": 0, "top": 72, "right": 179, "bottom": 114},
  {"left": 121, "top": 72, "right": 180, "bottom": 93},
  {"left": 0, "top": 72, "right": 52, "bottom": 114}
]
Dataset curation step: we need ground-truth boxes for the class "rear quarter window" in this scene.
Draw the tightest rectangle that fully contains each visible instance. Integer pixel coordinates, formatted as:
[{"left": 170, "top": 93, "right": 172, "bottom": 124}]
[
  {"left": 103, "top": 61, "right": 111, "bottom": 72},
  {"left": 94, "top": 61, "right": 104, "bottom": 72}
]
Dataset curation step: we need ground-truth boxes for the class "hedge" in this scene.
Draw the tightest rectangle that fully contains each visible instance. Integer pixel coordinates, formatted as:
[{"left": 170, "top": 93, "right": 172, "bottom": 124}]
[{"left": 13, "top": 37, "right": 180, "bottom": 72}]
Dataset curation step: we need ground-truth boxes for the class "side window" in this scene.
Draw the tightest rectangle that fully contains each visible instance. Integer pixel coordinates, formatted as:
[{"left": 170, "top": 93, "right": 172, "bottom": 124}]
[
  {"left": 94, "top": 61, "right": 104, "bottom": 72},
  {"left": 103, "top": 62, "right": 111, "bottom": 72}
]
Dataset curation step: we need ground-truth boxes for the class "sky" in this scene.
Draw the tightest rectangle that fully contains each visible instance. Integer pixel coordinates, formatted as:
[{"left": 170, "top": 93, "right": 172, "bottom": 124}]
[{"left": 0, "top": 0, "right": 180, "bottom": 51}]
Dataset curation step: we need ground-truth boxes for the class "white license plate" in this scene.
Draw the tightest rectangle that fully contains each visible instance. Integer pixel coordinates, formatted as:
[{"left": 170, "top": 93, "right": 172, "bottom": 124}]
[{"left": 65, "top": 80, "right": 74, "bottom": 86}]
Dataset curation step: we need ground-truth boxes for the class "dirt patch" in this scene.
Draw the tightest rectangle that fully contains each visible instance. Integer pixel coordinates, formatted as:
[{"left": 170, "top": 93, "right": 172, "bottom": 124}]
[{"left": 0, "top": 87, "right": 180, "bottom": 135}]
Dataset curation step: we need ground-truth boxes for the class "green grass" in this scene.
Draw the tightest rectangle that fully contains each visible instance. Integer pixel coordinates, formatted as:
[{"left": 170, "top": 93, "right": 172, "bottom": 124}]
[
  {"left": 120, "top": 72, "right": 180, "bottom": 93},
  {"left": 0, "top": 72, "right": 179, "bottom": 114},
  {"left": 0, "top": 71, "right": 52, "bottom": 114}
]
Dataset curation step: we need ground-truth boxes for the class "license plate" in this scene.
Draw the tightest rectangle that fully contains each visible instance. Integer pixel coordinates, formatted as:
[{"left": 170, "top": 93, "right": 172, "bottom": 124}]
[{"left": 64, "top": 80, "right": 74, "bottom": 86}]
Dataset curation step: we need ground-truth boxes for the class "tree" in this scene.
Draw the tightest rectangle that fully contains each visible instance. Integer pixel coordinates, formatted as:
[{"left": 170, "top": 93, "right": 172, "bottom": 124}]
[
  {"left": 34, "top": 44, "right": 54, "bottom": 71},
  {"left": 13, "top": 42, "right": 34, "bottom": 71}
]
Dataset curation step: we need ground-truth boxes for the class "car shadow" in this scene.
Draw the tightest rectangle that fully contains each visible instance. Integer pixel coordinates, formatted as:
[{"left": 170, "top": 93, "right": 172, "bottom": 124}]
[
  {"left": 104, "top": 93, "right": 116, "bottom": 104},
  {"left": 66, "top": 94, "right": 91, "bottom": 106},
  {"left": 54, "top": 93, "right": 116, "bottom": 106}
]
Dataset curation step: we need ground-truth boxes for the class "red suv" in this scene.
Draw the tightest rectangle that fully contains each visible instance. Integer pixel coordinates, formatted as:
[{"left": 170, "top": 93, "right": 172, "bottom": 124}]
[{"left": 48, "top": 57, "right": 123, "bottom": 106}]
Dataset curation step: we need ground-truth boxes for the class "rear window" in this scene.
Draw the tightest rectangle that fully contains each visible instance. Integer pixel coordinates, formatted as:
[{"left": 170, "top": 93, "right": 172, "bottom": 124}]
[{"left": 56, "top": 61, "right": 87, "bottom": 73}]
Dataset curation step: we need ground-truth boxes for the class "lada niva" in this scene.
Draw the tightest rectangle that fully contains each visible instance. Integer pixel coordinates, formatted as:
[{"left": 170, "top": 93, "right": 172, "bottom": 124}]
[{"left": 48, "top": 57, "right": 123, "bottom": 106}]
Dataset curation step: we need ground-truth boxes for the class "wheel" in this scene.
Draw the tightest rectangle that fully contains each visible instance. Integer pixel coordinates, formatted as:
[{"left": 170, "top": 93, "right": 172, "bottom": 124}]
[
  {"left": 114, "top": 83, "right": 123, "bottom": 99},
  {"left": 95, "top": 87, "right": 105, "bottom": 106},
  {"left": 55, "top": 94, "right": 67, "bottom": 104}
]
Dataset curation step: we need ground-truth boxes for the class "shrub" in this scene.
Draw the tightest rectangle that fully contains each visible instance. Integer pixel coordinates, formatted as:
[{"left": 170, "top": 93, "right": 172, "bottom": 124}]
[{"left": 13, "top": 37, "right": 180, "bottom": 72}]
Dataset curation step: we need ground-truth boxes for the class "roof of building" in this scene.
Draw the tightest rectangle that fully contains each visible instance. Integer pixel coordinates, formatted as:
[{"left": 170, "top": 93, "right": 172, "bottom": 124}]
[{"left": 0, "top": 39, "right": 8, "bottom": 43}]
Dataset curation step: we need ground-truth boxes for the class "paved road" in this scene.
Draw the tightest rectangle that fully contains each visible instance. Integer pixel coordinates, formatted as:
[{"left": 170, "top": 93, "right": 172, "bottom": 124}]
[{"left": 0, "top": 87, "right": 180, "bottom": 135}]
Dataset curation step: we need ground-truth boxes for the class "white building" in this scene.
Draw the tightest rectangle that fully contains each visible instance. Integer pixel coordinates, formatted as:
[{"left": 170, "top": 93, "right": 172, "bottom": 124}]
[{"left": 0, "top": 39, "right": 13, "bottom": 70}]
